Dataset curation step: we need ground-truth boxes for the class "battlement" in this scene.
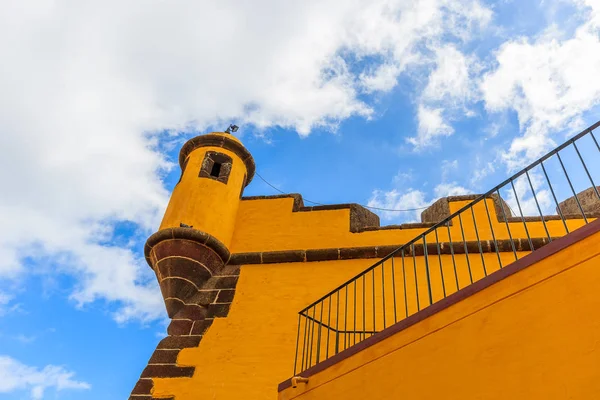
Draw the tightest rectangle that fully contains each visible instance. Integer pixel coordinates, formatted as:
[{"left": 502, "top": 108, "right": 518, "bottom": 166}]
[{"left": 227, "top": 192, "right": 594, "bottom": 263}]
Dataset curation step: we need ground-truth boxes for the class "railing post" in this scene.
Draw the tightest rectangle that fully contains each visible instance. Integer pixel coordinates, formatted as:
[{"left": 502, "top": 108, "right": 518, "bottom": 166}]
[
  {"left": 422, "top": 236, "right": 433, "bottom": 306},
  {"left": 293, "top": 313, "right": 301, "bottom": 375}
]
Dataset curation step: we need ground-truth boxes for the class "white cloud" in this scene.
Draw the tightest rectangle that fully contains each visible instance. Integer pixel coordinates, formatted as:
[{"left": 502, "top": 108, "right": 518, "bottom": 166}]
[
  {"left": 367, "top": 182, "right": 471, "bottom": 223},
  {"left": 503, "top": 172, "right": 553, "bottom": 217},
  {"left": 408, "top": 44, "right": 482, "bottom": 148},
  {"left": 360, "top": 64, "right": 402, "bottom": 94},
  {"left": 0, "top": 0, "right": 492, "bottom": 322},
  {"left": 408, "top": 0, "right": 600, "bottom": 154},
  {"left": 15, "top": 334, "right": 36, "bottom": 344},
  {"left": 369, "top": 155, "right": 473, "bottom": 224},
  {"left": 0, "top": 292, "right": 14, "bottom": 317},
  {"left": 440, "top": 159, "right": 460, "bottom": 181},
  {"left": 481, "top": 0, "right": 600, "bottom": 169},
  {"left": 353, "top": 0, "right": 491, "bottom": 95},
  {"left": 368, "top": 188, "right": 430, "bottom": 222},
  {"left": 471, "top": 156, "right": 497, "bottom": 186},
  {"left": 64, "top": 243, "right": 166, "bottom": 323},
  {"left": 484, "top": 122, "right": 502, "bottom": 138},
  {"left": 0, "top": 356, "right": 90, "bottom": 400},
  {"left": 407, "top": 105, "right": 455, "bottom": 149},
  {"left": 392, "top": 169, "right": 414, "bottom": 184},
  {"left": 422, "top": 45, "right": 478, "bottom": 105},
  {"left": 434, "top": 182, "right": 470, "bottom": 197}
]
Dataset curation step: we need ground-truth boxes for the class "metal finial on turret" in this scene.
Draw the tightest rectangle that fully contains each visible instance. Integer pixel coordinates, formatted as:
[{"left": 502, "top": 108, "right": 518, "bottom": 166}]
[{"left": 225, "top": 124, "right": 239, "bottom": 134}]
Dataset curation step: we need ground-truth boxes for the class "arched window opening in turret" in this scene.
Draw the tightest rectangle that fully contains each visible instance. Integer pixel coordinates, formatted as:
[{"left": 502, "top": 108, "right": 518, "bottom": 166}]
[{"left": 199, "top": 151, "right": 233, "bottom": 184}]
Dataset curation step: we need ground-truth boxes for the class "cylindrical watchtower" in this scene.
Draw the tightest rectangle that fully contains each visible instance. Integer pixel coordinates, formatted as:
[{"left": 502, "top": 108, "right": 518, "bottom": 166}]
[{"left": 144, "top": 132, "right": 254, "bottom": 319}]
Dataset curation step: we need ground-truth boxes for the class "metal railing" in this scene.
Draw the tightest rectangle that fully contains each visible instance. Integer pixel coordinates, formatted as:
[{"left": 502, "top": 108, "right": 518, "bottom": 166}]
[{"left": 293, "top": 120, "right": 600, "bottom": 374}]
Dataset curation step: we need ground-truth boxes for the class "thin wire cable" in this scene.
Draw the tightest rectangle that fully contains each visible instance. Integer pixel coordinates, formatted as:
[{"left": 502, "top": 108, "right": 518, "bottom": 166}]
[{"left": 254, "top": 171, "right": 430, "bottom": 212}]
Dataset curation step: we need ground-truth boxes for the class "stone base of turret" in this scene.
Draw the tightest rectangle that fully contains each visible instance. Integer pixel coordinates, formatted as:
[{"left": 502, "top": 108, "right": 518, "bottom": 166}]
[
  {"left": 130, "top": 228, "right": 239, "bottom": 399},
  {"left": 129, "top": 263, "right": 241, "bottom": 400}
]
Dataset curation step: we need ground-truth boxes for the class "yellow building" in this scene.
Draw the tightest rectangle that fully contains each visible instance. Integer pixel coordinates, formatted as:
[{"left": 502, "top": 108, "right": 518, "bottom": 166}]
[{"left": 130, "top": 124, "right": 600, "bottom": 400}]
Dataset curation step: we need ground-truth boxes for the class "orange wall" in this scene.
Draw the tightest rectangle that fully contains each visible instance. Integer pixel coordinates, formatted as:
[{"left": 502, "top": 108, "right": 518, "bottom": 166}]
[
  {"left": 149, "top": 172, "right": 593, "bottom": 400},
  {"left": 279, "top": 228, "right": 600, "bottom": 400},
  {"left": 150, "top": 250, "right": 541, "bottom": 400},
  {"left": 289, "top": 251, "right": 532, "bottom": 368},
  {"left": 151, "top": 258, "right": 376, "bottom": 399},
  {"left": 231, "top": 197, "right": 587, "bottom": 253}
]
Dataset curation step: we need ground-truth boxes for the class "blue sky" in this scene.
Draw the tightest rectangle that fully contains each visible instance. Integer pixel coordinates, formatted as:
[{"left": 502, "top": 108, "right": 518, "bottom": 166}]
[{"left": 0, "top": 0, "right": 600, "bottom": 398}]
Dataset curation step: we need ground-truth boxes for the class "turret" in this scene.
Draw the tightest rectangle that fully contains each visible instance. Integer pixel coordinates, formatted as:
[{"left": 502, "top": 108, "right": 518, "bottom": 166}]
[{"left": 144, "top": 132, "right": 254, "bottom": 319}]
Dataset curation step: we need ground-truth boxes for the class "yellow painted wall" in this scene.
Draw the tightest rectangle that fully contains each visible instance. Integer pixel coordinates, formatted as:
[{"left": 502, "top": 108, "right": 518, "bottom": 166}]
[
  {"left": 230, "top": 197, "right": 588, "bottom": 253},
  {"left": 289, "top": 251, "right": 533, "bottom": 368},
  {"left": 279, "top": 228, "right": 600, "bottom": 400},
  {"left": 151, "top": 258, "right": 376, "bottom": 399},
  {"left": 160, "top": 134, "right": 248, "bottom": 248},
  {"left": 148, "top": 241, "right": 587, "bottom": 399}
]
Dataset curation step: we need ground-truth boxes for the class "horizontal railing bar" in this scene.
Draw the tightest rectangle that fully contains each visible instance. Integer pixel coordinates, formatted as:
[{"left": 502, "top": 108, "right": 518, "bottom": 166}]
[
  {"left": 298, "top": 313, "right": 378, "bottom": 335},
  {"left": 299, "top": 120, "right": 599, "bottom": 313},
  {"left": 300, "top": 312, "right": 336, "bottom": 330}
]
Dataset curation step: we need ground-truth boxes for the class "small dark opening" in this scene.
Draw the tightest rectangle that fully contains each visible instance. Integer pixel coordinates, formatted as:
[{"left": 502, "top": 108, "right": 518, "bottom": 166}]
[
  {"left": 199, "top": 151, "right": 231, "bottom": 184},
  {"left": 210, "top": 162, "right": 222, "bottom": 178}
]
